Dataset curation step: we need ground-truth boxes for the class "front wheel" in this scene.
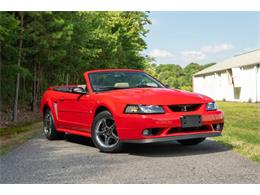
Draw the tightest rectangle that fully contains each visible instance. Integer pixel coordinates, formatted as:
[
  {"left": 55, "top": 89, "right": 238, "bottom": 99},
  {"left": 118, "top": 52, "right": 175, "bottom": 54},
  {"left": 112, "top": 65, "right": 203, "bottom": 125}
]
[
  {"left": 177, "top": 138, "right": 206, "bottom": 145},
  {"left": 91, "top": 111, "right": 123, "bottom": 153}
]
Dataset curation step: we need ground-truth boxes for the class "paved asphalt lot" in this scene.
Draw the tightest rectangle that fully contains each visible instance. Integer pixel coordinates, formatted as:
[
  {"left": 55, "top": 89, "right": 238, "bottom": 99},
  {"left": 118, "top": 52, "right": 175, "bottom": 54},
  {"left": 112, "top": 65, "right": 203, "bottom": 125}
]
[{"left": 1, "top": 132, "right": 259, "bottom": 183}]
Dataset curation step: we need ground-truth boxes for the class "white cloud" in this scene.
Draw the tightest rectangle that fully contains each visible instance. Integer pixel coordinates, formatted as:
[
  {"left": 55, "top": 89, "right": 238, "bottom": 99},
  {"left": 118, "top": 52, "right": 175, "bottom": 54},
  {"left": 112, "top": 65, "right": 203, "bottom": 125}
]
[
  {"left": 181, "top": 51, "right": 206, "bottom": 61},
  {"left": 201, "top": 43, "right": 234, "bottom": 53},
  {"left": 148, "top": 49, "right": 174, "bottom": 58},
  {"left": 148, "top": 43, "right": 236, "bottom": 65}
]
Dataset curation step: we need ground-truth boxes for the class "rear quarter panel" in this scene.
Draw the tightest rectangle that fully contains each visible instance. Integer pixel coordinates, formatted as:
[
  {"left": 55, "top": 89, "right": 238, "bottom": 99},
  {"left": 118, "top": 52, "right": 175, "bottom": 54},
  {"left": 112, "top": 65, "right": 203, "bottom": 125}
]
[{"left": 40, "top": 90, "right": 60, "bottom": 123}]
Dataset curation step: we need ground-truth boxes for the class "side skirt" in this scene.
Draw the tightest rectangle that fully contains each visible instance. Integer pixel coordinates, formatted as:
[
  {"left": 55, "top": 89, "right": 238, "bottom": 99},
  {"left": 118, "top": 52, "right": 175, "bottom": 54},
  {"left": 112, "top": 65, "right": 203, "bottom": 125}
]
[{"left": 57, "top": 128, "right": 91, "bottom": 138}]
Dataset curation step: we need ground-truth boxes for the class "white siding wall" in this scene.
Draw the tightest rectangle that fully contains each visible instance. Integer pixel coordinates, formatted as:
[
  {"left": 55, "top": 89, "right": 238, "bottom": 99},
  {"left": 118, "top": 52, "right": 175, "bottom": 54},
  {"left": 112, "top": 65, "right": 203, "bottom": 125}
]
[
  {"left": 193, "top": 64, "right": 260, "bottom": 102},
  {"left": 238, "top": 66, "right": 256, "bottom": 102},
  {"left": 257, "top": 65, "right": 260, "bottom": 102}
]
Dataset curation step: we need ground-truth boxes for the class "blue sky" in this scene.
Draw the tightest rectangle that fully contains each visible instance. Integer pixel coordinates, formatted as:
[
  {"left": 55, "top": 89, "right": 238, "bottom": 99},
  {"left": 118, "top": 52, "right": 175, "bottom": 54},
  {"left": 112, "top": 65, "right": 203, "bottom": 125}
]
[{"left": 144, "top": 12, "right": 260, "bottom": 66}]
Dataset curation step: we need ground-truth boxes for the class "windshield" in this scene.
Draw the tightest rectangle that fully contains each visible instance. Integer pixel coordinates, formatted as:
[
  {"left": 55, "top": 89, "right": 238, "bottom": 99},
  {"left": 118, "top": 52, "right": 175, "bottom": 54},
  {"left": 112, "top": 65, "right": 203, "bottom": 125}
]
[{"left": 89, "top": 71, "right": 165, "bottom": 92}]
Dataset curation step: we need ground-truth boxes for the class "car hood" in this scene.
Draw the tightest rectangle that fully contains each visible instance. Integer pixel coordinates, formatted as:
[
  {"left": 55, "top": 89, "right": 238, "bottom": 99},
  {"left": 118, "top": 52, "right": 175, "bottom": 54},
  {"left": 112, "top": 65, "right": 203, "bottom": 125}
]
[{"left": 99, "top": 88, "right": 213, "bottom": 105}]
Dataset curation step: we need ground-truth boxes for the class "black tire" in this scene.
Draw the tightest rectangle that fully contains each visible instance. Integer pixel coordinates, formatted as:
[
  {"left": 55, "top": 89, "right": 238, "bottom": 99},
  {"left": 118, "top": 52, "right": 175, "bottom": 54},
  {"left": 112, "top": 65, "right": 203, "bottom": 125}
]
[
  {"left": 91, "top": 111, "right": 123, "bottom": 153},
  {"left": 43, "top": 108, "right": 64, "bottom": 140},
  {"left": 177, "top": 138, "right": 206, "bottom": 145}
]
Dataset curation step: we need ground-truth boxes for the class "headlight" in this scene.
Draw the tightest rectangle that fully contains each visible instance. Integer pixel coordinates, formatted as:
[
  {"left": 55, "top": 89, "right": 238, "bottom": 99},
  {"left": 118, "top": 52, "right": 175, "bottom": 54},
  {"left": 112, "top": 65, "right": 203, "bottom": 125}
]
[
  {"left": 124, "top": 105, "right": 165, "bottom": 114},
  {"left": 206, "top": 102, "right": 217, "bottom": 111}
]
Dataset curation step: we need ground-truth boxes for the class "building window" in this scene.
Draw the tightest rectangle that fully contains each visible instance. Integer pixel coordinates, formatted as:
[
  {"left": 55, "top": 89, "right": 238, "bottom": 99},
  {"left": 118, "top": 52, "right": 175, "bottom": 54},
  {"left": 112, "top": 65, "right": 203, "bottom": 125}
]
[{"left": 234, "top": 87, "right": 241, "bottom": 100}]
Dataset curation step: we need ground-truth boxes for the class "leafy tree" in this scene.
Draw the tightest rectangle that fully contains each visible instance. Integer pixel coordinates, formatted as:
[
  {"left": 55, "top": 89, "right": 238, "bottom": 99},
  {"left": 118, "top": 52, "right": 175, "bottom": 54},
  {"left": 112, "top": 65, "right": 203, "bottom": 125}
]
[
  {"left": 155, "top": 64, "right": 184, "bottom": 88},
  {"left": 145, "top": 62, "right": 214, "bottom": 91},
  {"left": 0, "top": 10, "right": 214, "bottom": 122},
  {"left": 0, "top": 11, "right": 151, "bottom": 120}
]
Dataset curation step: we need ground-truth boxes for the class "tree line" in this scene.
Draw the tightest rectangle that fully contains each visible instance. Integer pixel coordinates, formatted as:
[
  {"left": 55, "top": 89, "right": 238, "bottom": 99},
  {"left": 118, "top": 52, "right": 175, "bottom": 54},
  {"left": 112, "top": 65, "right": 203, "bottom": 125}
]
[
  {"left": 0, "top": 11, "right": 213, "bottom": 122},
  {"left": 0, "top": 11, "right": 151, "bottom": 121},
  {"left": 145, "top": 62, "right": 214, "bottom": 92}
]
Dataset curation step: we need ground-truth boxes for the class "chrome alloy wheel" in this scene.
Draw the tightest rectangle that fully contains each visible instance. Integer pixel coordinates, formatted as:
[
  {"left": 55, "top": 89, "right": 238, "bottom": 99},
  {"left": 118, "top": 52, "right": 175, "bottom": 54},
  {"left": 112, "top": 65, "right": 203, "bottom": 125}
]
[
  {"left": 94, "top": 118, "right": 119, "bottom": 148},
  {"left": 43, "top": 113, "right": 52, "bottom": 136}
]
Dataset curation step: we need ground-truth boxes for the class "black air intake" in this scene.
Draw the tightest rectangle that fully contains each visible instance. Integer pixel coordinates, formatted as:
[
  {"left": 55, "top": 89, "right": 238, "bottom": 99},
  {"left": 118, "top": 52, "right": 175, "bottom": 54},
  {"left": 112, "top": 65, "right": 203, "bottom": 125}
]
[{"left": 168, "top": 104, "right": 202, "bottom": 112}]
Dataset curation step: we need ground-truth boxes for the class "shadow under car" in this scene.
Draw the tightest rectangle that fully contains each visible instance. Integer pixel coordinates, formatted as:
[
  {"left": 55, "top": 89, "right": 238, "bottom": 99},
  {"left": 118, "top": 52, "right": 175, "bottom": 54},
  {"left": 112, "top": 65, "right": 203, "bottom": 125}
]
[{"left": 63, "top": 134, "right": 230, "bottom": 158}]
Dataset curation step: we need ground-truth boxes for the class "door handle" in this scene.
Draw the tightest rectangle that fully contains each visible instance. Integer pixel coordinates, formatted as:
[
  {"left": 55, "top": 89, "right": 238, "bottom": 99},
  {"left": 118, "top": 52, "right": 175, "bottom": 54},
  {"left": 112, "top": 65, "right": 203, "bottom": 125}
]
[{"left": 60, "top": 98, "right": 64, "bottom": 102}]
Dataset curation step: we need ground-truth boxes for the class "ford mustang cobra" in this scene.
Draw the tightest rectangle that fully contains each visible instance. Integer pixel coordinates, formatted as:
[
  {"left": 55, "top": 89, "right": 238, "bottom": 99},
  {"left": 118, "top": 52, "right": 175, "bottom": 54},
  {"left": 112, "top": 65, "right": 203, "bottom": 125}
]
[{"left": 40, "top": 69, "right": 224, "bottom": 152}]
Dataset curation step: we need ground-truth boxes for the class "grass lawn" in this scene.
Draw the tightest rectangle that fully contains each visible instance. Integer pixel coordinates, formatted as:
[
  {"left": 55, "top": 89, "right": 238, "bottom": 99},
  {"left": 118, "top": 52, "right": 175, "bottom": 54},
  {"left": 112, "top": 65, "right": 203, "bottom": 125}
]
[
  {"left": 215, "top": 101, "right": 260, "bottom": 162},
  {"left": 0, "top": 121, "right": 42, "bottom": 155}
]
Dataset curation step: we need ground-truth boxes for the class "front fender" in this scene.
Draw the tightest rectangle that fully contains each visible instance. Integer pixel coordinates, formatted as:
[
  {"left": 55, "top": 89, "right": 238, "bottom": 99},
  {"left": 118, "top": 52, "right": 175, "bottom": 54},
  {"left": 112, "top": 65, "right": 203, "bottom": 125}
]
[{"left": 91, "top": 97, "right": 124, "bottom": 128}]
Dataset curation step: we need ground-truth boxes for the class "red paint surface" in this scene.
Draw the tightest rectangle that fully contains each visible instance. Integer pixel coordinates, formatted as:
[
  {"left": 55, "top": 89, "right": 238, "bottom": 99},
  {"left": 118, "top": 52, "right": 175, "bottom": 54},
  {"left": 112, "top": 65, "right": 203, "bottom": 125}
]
[{"left": 40, "top": 69, "right": 224, "bottom": 141}]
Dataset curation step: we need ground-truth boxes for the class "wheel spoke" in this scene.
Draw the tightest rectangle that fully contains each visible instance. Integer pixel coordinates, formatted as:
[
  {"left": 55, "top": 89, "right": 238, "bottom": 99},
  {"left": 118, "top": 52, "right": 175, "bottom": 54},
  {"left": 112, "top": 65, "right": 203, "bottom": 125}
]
[
  {"left": 96, "top": 129, "right": 106, "bottom": 135},
  {"left": 43, "top": 114, "right": 52, "bottom": 135},
  {"left": 104, "top": 136, "right": 110, "bottom": 145},
  {"left": 102, "top": 119, "right": 110, "bottom": 129},
  {"left": 108, "top": 123, "right": 115, "bottom": 130},
  {"left": 97, "top": 119, "right": 108, "bottom": 135},
  {"left": 111, "top": 131, "right": 118, "bottom": 140}
]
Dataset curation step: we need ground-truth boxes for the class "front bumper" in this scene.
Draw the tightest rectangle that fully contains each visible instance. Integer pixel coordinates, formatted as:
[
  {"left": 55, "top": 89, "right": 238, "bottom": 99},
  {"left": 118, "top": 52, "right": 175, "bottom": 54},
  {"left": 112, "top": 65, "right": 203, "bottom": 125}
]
[
  {"left": 123, "top": 131, "right": 221, "bottom": 143},
  {"left": 115, "top": 110, "right": 224, "bottom": 141}
]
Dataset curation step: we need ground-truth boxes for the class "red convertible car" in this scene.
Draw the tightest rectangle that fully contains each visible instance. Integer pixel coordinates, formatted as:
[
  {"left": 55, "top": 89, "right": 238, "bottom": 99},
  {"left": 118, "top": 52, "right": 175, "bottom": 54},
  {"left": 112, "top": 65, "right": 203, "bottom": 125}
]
[{"left": 40, "top": 69, "right": 224, "bottom": 152}]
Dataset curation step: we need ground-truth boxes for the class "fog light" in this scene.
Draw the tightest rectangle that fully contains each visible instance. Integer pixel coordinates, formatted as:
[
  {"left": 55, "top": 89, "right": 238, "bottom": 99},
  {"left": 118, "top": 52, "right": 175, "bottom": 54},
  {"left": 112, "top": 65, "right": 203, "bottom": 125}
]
[
  {"left": 213, "top": 124, "right": 223, "bottom": 131},
  {"left": 143, "top": 129, "right": 151, "bottom": 136},
  {"left": 143, "top": 128, "right": 163, "bottom": 136}
]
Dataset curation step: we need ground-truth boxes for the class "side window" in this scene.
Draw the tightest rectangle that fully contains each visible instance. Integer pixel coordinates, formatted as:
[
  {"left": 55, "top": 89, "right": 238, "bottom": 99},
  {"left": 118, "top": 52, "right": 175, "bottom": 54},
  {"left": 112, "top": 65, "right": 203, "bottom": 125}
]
[
  {"left": 77, "top": 84, "right": 88, "bottom": 94},
  {"left": 54, "top": 86, "right": 74, "bottom": 93},
  {"left": 54, "top": 85, "right": 89, "bottom": 94}
]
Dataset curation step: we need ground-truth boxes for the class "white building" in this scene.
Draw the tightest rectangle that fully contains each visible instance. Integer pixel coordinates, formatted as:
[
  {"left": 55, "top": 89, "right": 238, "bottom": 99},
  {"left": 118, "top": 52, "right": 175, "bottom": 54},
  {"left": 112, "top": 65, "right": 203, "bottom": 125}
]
[{"left": 193, "top": 49, "right": 260, "bottom": 102}]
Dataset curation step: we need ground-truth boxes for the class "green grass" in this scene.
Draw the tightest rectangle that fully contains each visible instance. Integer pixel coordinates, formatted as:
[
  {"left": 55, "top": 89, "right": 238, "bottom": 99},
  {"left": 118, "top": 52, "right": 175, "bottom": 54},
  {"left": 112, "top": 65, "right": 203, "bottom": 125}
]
[
  {"left": 214, "top": 101, "right": 260, "bottom": 162},
  {"left": 0, "top": 120, "right": 40, "bottom": 137},
  {"left": 0, "top": 121, "right": 42, "bottom": 155}
]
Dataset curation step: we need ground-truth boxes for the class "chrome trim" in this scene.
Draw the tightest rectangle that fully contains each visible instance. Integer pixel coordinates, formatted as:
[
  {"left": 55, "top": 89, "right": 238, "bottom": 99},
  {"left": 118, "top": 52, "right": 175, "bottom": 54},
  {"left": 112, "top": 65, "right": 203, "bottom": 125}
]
[{"left": 122, "top": 132, "right": 221, "bottom": 143}]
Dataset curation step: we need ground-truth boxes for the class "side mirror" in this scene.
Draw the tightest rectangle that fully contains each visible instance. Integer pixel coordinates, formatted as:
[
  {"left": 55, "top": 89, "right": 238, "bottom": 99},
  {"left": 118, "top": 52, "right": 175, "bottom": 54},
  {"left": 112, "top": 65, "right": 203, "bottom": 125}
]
[
  {"left": 165, "top": 84, "right": 170, "bottom": 88},
  {"left": 72, "top": 87, "right": 86, "bottom": 94}
]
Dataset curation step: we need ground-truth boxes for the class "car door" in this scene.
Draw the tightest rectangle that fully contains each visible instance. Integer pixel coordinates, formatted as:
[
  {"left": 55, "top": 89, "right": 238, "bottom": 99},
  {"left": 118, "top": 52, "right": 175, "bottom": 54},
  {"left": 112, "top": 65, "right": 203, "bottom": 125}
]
[{"left": 57, "top": 88, "right": 94, "bottom": 132}]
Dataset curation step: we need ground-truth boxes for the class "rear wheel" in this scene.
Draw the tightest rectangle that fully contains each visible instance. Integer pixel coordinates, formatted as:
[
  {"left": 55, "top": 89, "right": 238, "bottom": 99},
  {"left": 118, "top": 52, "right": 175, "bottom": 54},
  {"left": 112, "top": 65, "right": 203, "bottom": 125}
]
[
  {"left": 177, "top": 138, "right": 206, "bottom": 145},
  {"left": 43, "top": 108, "right": 64, "bottom": 140},
  {"left": 91, "top": 111, "right": 123, "bottom": 153}
]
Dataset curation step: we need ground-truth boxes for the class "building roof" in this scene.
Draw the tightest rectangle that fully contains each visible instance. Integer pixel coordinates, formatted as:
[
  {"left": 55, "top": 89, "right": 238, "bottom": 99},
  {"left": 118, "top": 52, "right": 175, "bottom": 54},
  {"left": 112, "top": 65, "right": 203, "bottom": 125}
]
[{"left": 194, "top": 49, "right": 260, "bottom": 76}]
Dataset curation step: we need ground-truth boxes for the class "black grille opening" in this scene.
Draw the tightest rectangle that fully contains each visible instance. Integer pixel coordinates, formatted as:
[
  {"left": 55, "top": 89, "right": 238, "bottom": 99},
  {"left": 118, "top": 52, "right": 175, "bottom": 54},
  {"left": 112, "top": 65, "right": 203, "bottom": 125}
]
[
  {"left": 212, "top": 123, "right": 224, "bottom": 131},
  {"left": 167, "top": 125, "right": 211, "bottom": 134},
  {"left": 143, "top": 128, "right": 163, "bottom": 136},
  {"left": 168, "top": 104, "right": 202, "bottom": 112}
]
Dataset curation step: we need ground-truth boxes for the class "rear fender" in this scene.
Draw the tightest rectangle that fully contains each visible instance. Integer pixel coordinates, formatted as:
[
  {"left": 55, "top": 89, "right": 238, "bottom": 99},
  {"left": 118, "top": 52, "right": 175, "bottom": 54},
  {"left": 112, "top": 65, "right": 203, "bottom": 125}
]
[{"left": 42, "top": 99, "right": 59, "bottom": 127}]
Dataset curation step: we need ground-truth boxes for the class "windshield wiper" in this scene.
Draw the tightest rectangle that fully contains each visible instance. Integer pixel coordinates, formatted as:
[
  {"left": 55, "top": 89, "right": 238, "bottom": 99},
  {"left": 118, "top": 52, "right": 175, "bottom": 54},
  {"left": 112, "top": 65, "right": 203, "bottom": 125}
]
[
  {"left": 95, "top": 86, "right": 130, "bottom": 92},
  {"left": 94, "top": 84, "right": 159, "bottom": 92}
]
